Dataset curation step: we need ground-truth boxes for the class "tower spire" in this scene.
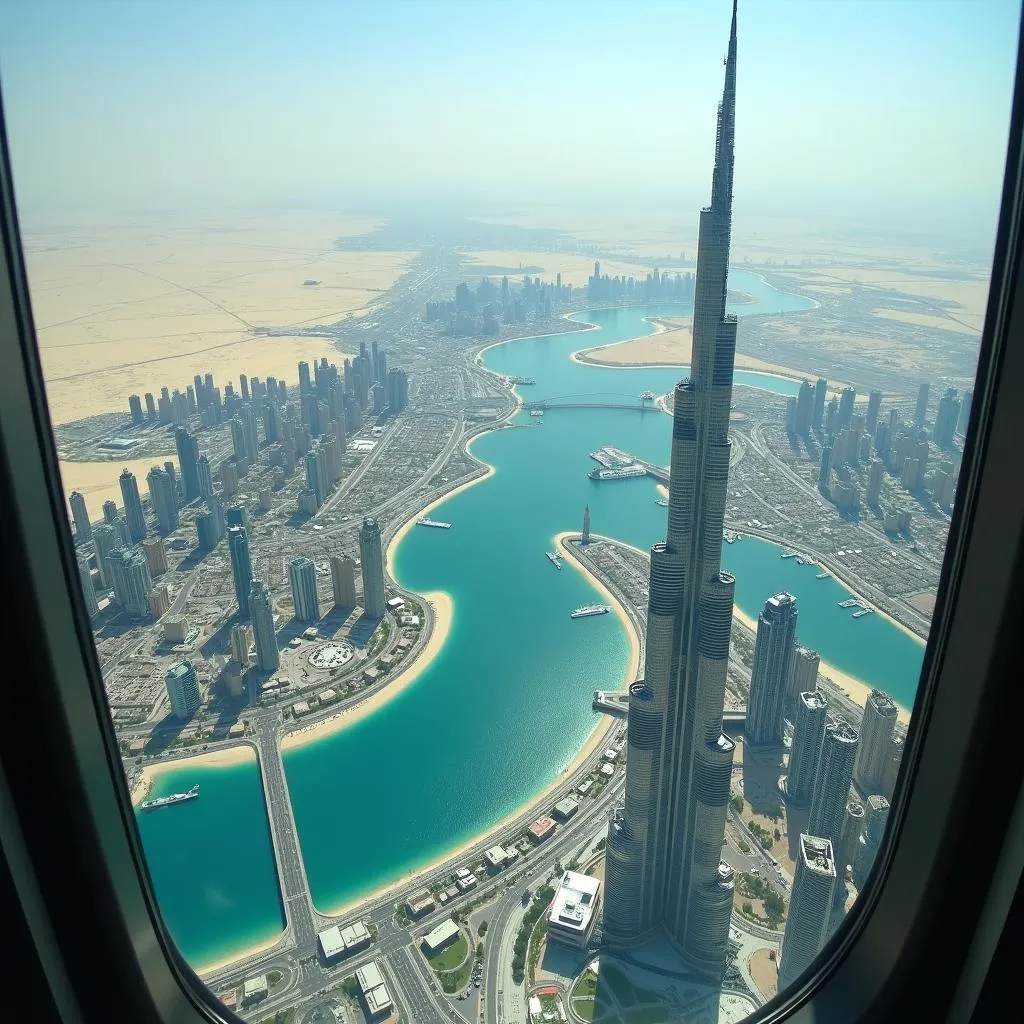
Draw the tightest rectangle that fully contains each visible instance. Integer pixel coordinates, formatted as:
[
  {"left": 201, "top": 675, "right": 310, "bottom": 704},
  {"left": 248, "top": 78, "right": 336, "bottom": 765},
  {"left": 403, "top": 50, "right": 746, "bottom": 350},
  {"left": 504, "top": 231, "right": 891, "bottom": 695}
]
[{"left": 711, "top": 0, "right": 738, "bottom": 217}]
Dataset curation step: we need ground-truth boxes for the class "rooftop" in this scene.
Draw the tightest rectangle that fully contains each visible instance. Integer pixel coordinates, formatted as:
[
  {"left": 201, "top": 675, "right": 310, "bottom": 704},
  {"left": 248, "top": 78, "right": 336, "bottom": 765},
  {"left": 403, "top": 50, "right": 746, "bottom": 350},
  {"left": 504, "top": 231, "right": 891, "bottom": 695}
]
[
  {"left": 800, "top": 834, "right": 837, "bottom": 875},
  {"left": 801, "top": 690, "right": 828, "bottom": 710},
  {"left": 548, "top": 870, "right": 601, "bottom": 933}
]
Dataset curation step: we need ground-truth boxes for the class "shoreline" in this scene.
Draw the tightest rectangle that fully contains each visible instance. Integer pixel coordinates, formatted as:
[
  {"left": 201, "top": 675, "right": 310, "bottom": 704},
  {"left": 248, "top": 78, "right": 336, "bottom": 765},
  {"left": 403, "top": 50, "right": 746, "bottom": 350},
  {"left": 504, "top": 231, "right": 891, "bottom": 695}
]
[
  {"left": 196, "top": 930, "right": 286, "bottom": 978},
  {"left": 279, "top": 591, "right": 454, "bottom": 753},
  {"left": 731, "top": 606, "right": 911, "bottom": 726},
  {"left": 312, "top": 529, "right": 643, "bottom": 921},
  {"left": 553, "top": 530, "right": 642, "bottom": 686},
  {"left": 130, "top": 743, "right": 257, "bottom": 807}
]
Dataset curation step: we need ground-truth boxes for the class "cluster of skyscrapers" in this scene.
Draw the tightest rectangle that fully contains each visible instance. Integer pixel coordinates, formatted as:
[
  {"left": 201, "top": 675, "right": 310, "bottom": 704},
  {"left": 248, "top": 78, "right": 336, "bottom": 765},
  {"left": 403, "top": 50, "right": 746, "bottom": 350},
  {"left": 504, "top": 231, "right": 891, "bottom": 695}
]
[
  {"left": 425, "top": 274, "right": 572, "bottom": 336},
  {"left": 587, "top": 262, "right": 695, "bottom": 304},
  {"left": 786, "top": 374, "right": 965, "bottom": 521}
]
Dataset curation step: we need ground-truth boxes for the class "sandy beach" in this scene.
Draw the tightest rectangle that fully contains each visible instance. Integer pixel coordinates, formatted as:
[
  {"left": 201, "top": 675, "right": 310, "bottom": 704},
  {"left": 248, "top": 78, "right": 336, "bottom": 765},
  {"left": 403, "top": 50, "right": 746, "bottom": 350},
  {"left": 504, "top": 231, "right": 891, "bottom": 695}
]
[
  {"left": 310, "top": 527, "right": 642, "bottom": 920},
  {"left": 732, "top": 605, "right": 911, "bottom": 725},
  {"left": 554, "top": 530, "right": 643, "bottom": 684},
  {"left": 197, "top": 931, "right": 286, "bottom": 978},
  {"left": 130, "top": 743, "right": 257, "bottom": 806},
  {"left": 280, "top": 591, "right": 454, "bottom": 754}
]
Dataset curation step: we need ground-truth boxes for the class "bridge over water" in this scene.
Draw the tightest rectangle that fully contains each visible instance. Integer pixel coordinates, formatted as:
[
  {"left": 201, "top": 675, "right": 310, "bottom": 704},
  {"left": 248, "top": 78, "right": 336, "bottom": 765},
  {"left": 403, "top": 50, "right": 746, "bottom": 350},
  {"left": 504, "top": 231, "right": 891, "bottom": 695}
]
[{"left": 522, "top": 391, "right": 658, "bottom": 412}]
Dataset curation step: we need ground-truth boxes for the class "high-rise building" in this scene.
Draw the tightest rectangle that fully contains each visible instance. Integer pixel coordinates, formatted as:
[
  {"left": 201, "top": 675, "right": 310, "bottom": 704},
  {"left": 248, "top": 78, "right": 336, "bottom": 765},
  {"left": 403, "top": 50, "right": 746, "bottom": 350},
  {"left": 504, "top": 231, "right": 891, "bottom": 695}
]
[
  {"left": 231, "top": 417, "right": 248, "bottom": 464},
  {"left": 808, "top": 720, "right": 859, "bottom": 853},
  {"left": 582, "top": 505, "right": 591, "bottom": 546},
  {"left": 867, "top": 458, "right": 884, "bottom": 506},
  {"left": 853, "top": 795, "right": 891, "bottom": 888},
  {"left": 119, "top": 468, "right": 147, "bottom": 542},
  {"left": 69, "top": 490, "right": 92, "bottom": 544},
  {"left": 386, "top": 367, "right": 409, "bottom": 413},
  {"left": 812, "top": 378, "right": 827, "bottom": 430},
  {"left": 957, "top": 389, "right": 973, "bottom": 434},
  {"left": 142, "top": 537, "right": 168, "bottom": 577},
  {"left": 147, "top": 466, "right": 179, "bottom": 535},
  {"left": 838, "top": 800, "right": 866, "bottom": 883},
  {"left": 230, "top": 623, "right": 252, "bottom": 668},
  {"left": 778, "top": 835, "right": 837, "bottom": 991},
  {"left": 795, "top": 379, "right": 814, "bottom": 435},
  {"left": 148, "top": 584, "right": 171, "bottom": 619},
  {"left": 173, "top": 427, "right": 201, "bottom": 501},
  {"left": 838, "top": 386, "right": 856, "bottom": 429},
  {"left": 787, "top": 644, "right": 820, "bottom": 702},
  {"left": 77, "top": 555, "right": 98, "bottom": 618},
  {"left": 250, "top": 578, "right": 279, "bottom": 673},
  {"left": 787, "top": 690, "right": 828, "bottom": 804},
  {"left": 196, "top": 512, "right": 217, "bottom": 551},
  {"left": 853, "top": 689, "right": 899, "bottom": 795},
  {"left": 914, "top": 382, "right": 929, "bottom": 427},
  {"left": 129, "top": 393, "right": 144, "bottom": 425},
  {"left": 330, "top": 555, "right": 357, "bottom": 608},
  {"left": 102, "top": 500, "right": 118, "bottom": 526},
  {"left": 866, "top": 390, "right": 883, "bottom": 437},
  {"left": 934, "top": 387, "right": 961, "bottom": 450},
  {"left": 197, "top": 454, "right": 214, "bottom": 499},
  {"left": 106, "top": 546, "right": 154, "bottom": 619},
  {"left": 164, "top": 659, "right": 201, "bottom": 719},
  {"left": 227, "top": 526, "right": 253, "bottom": 619},
  {"left": 92, "top": 523, "right": 118, "bottom": 588},
  {"left": 818, "top": 445, "right": 832, "bottom": 492},
  {"left": 289, "top": 556, "right": 320, "bottom": 623},
  {"left": 881, "top": 736, "right": 905, "bottom": 801},
  {"left": 359, "top": 517, "right": 387, "bottom": 618},
  {"left": 603, "top": 6, "right": 740, "bottom": 976},
  {"left": 207, "top": 494, "right": 225, "bottom": 542},
  {"left": 241, "top": 403, "right": 260, "bottom": 462},
  {"left": 113, "top": 513, "right": 131, "bottom": 548},
  {"left": 746, "top": 593, "right": 798, "bottom": 747},
  {"left": 305, "top": 449, "right": 325, "bottom": 507}
]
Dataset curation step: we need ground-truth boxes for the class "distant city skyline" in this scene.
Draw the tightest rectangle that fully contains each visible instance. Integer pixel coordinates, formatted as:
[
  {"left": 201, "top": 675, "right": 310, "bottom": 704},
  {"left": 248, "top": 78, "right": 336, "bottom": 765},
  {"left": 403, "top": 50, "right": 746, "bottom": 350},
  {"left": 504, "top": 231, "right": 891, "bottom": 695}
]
[{"left": 0, "top": 0, "right": 1018, "bottom": 240}]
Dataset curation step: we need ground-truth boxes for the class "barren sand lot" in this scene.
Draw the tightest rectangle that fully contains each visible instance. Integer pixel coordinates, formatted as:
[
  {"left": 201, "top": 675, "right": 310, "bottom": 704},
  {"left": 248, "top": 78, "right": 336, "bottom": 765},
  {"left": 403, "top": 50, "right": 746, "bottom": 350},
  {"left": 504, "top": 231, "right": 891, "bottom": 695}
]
[
  {"left": 461, "top": 250, "right": 665, "bottom": 287},
  {"left": 22, "top": 211, "right": 412, "bottom": 423}
]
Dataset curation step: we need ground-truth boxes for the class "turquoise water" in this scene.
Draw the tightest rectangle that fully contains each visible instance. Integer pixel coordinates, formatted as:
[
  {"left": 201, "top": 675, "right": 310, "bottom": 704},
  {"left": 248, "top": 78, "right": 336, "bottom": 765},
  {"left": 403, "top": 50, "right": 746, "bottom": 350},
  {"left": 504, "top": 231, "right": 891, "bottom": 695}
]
[
  {"left": 135, "top": 755, "right": 285, "bottom": 969},
  {"left": 144, "top": 269, "right": 927, "bottom": 966}
]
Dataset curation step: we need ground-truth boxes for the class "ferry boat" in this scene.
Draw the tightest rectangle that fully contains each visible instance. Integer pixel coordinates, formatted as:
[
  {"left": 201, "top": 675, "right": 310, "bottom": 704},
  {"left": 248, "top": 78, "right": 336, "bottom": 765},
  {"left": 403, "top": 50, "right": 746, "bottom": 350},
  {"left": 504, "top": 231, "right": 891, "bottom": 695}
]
[
  {"left": 838, "top": 598, "right": 860, "bottom": 609},
  {"left": 546, "top": 551, "right": 563, "bottom": 570},
  {"left": 140, "top": 784, "right": 199, "bottom": 811},
  {"left": 816, "top": 572, "right": 829, "bottom": 579},
  {"left": 570, "top": 604, "right": 611, "bottom": 619},
  {"left": 780, "top": 551, "right": 799, "bottom": 560},
  {"left": 655, "top": 498, "right": 669, "bottom": 507},
  {"left": 417, "top": 518, "right": 452, "bottom": 529},
  {"left": 588, "top": 465, "right": 646, "bottom": 481},
  {"left": 530, "top": 409, "right": 544, "bottom": 417},
  {"left": 852, "top": 608, "right": 874, "bottom": 619}
]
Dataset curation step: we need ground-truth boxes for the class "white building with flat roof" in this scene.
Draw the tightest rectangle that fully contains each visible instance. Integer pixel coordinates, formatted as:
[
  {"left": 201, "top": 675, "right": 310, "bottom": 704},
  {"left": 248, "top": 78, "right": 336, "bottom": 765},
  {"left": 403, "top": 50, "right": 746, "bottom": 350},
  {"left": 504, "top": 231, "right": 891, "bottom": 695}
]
[
  {"left": 242, "top": 976, "right": 268, "bottom": 1004},
  {"left": 317, "top": 921, "right": 372, "bottom": 962},
  {"left": 356, "top": 961, "right": 393, "bottom": 1018},
  {"left": 484, "top": 845, "right": 508, "bottom": 871},
  {"left": 422, "top": 918, "right": 461, "bottom": 956},
  {"left": 318, "top": 926, "right": 346, "bottom": 961},
  {"left": 547, "top": 870, "right": 602, "bottom": 948}
]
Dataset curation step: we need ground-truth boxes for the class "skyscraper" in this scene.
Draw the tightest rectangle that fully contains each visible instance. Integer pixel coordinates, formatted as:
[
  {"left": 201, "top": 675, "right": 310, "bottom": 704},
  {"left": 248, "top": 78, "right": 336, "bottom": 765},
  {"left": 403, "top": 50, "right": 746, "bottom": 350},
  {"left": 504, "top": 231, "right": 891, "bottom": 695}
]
[
  {"left": 957, "top": 389, "right": 973, "bottom": 434},
  {"left": 106, "top": 546, "right": 153, "bottom": 619},
  {"left": 230, "top": 623, "right": 252, "bottom": 668},
  {"left": 603, "top": 4, "right": 740, "bottom": 975},
  {"left": 142, "top": 537, "right": 168, "bottom": 577},
  {"left": 808, "top": 720, "right": 859, "bottom": 854},
  {"left": 914, "top": 381, "right": 929, "bottom": 427},
  {"left": 227, "top": 525, "right": 253, "bottom": 619},
  {"left": 69, "top": 490, "right": 92, "bottom": 544},
  {"left": 197, "top": 453, "right": 214, "bottom": 499},
  {"left": 77, "top": 555, "right": 98, "bottom": 618},
  {"left": 837, "top": 386, "right": 856, "bottom": 429},
  {"left": 241, "top": 403, "right": 260, "bottom": 462},
  {"left": 147, "top": 466, "right": 179, "bottom": 535},
  {"left": 92, "top": 523, "right": 118, "bottom": 588},
  {"left": 102, "top": 500, "right": 118, "bottom": 526},
  {"left": 289, "top": 556, "right": 320, "bottom": 623},
  {"left": 818, "top": 445, "right": 832, "bottom": 492},
  {"left": 164, "top": 659, "right": 201, "bottom": 719},
  {"left": 787, "top": 644, "right": 820, "bottom": 702},
  {"left": 812, "top": 378, "right": 827, "bottom": 430},
  {"left": 330, "top": 555, "right": 357, "bottom": 608},
  {"left": 359, "top": 517, "right": 387, "bottom": 618},
  {"left": 129, "top": 393, "right": 144, "bottom": 425},
  {"left": 786, "top": 690, "right": 828, "bottom": 804},
  {"left": 853, "top": 689, "right": 898, "bottom": 794},
  {"left": 745, "top": 592, "right": 798, "bottom": 747},
  {"left": 250, "top": 578, "right": 279, "bottom": 673},
  {"left": 778, "top": 835, "right": 837, "bottom": 991},
  {"left": 119, "top": 468, "right": 147, "bottom": 542},
  {"left": 934, "top": 387, "right": 961, "bottom": 450},
  {"left": 838, "top": 800, "right": 866, "bottom": 883},
  {"left": 582, "top": 504, "right": 591, "bottom": 546},
  {"left": 853, "top": 795, "right": 891, "bottom": 888},
  {"left": 795, "top": 379, "right": 814, "bottom": 435},
  {"left": 174, "top": 427, "right": 202, "bottom": 501},
  {"left": 866, "top": 390, "right": 883, "bottom": 437}
]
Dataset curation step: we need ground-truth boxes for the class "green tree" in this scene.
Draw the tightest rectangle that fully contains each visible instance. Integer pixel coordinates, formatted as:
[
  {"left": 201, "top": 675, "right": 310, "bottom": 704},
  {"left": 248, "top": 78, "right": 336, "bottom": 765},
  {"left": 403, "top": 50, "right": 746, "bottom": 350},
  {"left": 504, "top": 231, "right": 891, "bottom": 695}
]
[
  {"left": 738, "top": 840, "right": 751, "bottom": 854},
  {"left": 730, "top": 794, "right": 744, "bottom": 813},
  {"left": 742, "top": 901, "right": 753, "bottom": 915},
  {"left": 478, "top": 920, "right": 488, "bottom": 937}
]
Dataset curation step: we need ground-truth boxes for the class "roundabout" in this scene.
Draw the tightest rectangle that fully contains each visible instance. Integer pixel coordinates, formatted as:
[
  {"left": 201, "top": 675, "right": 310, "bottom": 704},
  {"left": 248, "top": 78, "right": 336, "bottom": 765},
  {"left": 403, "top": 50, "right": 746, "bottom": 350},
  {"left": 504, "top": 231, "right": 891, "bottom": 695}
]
[{"left": 307, "top": 641, "right": 355, "bottom": 670}]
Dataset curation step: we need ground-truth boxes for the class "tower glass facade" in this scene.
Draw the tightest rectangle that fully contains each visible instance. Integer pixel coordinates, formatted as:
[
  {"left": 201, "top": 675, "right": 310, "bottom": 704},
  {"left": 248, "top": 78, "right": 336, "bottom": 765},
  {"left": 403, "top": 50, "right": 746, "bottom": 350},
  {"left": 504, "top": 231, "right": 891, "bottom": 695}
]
[
  {"left": 787, "top": 690, "right": 828, "bottom": 804},
  {"left": 70, "top": 490, "right": 92, "bottom": 543},
  {"left": 603, "top": 4, "right": 741, "bottom": 977},
  {"left": 745, "top": 592, "right": 798, "bottom": 747},
  {"left": 853, "top": 689, "right": 898, "bottom": 795},
  {"left": 359, "top": 517, "right": 386, "bottom": 618},
  {"left": 778, "top": 835, "right": 837, "bottom": 991},
  {"left": 289, "top": 556, "right": 320, "bottom": 623},
  {"left": 808, "top": 720, "right": 859, "bottom": 853},
  {"left": 119, "top": 468, "right": 147, "bottom": 543},
  {"left": 250, "top": 579, "right": 279, "bottom": 673},
  {"left": 228, "top": 525, "right": 253, "bottom": 619}
]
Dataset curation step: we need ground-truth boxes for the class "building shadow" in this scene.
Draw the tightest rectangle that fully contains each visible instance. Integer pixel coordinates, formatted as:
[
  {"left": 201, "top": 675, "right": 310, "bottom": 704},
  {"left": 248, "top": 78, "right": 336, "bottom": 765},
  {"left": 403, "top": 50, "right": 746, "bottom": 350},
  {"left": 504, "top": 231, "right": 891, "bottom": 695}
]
[
  {"left": 349, "top": 611, "right": 381, "bottom": 649},
  {"left": 142, "top": 715, "right": 189, "bottom": 755},
  {"left": 739, "top": 734, "right": 784, "bottom": 815},
  {"left": 200, "top": 616, "right": 239, "bottom": 659}
]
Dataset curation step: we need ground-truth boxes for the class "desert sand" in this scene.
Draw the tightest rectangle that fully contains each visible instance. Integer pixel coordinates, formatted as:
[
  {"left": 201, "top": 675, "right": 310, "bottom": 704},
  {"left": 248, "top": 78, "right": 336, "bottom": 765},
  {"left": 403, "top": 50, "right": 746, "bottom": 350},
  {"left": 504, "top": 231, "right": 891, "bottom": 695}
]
[
  {"left": 22, "top": 211, "right": 412, "bottom": 424},
  {"left": 462, "top": 249, "right": 662, "bottom": 288}
]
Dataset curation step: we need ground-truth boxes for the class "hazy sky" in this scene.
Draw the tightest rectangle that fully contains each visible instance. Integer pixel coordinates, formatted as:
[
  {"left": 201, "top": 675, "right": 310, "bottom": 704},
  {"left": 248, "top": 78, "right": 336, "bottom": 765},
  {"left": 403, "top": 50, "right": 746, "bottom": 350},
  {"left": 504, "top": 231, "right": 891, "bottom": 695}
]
[{"left": 0, "top": 0, "right": 1019, "bottom": 237}]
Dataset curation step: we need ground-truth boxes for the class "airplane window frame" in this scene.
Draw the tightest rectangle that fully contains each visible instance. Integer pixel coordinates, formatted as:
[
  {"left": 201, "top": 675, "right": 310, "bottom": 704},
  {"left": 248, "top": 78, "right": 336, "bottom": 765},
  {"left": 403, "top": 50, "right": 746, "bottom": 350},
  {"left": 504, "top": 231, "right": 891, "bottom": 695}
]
[{"left": 1, "top": 38, "right": 1023, "bottom": 1024}]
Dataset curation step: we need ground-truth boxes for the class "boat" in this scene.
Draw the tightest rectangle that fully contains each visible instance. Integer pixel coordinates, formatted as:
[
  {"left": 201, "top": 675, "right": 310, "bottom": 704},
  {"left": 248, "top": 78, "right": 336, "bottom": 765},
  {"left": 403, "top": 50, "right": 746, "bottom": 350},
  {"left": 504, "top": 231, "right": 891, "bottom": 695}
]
[
  {"left": 780, "top": 551, "right": 798, "bottom": 560},
  {"left": 588, "top": 465, "right": 647, "bottom": 481},
  {"left": 571, "top": 604, "right": 611, "bottom": 619},
  {"left": 639, "top": 390, "right": 655, "bottom": 401},
  {"left": 546, "top": 551, "right": 563, "bottom": 570},
  {"left": 514, "top": 376, "right": 536, "bottom": 385},
  {"left": 723, "top": 530, "right": 737, "bottom": 544},
  {"left": 530, "top": 409, "right": 544, "bottom": 417},
  {"left": 816, "top": 572, "right": 829, "bottom": 579},
  {"left": 417, "top": 518, "right": 452, "bottom": 529},
  {"left": 140, "top": 784, "right": 199, "bottom": 811},
  {"left": 838, "top": 598, "right": 860, "bottom": 609},
  {"left": 852, "top": 608, "right": 874, "bottom": 619},
  {"left": 655, "top": 498, "right": 669, "bottom": 507}
]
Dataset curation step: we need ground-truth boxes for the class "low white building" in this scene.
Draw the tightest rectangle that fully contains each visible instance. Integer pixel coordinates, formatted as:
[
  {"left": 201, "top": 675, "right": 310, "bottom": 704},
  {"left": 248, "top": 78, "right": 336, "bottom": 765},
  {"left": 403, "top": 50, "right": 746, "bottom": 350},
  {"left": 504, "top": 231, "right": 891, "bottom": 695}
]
[
  {"left": 546, "top": 870, "right": 602, "bottom": 949},
  {"left": 484, "top": 845, "right": 508, "bottom": 872},
  {"left": 317, "top": 920, "right": 372, "bottom": 962},
  {"left": 386, "top": 596, "right": 405, "bottom": 612},
  {"left": 356, "top": 961, "right": 393, "bottom": 1018},
  {"left": 242, "top": 975, "right": 268, "bottom": 1004},
  {"left": 422, "top": 918, "right": 461, "bottom": 956}
]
